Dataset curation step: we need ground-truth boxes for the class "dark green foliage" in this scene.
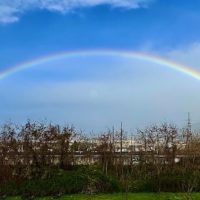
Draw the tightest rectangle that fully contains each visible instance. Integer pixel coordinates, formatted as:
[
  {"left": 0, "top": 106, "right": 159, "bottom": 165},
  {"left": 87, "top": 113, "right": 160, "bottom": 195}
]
[
  {"left": 2, "top": 166, "right": 200, "bottom": 197},
  {"left": 0, "top": 167, "right": 121, "bottom": 197}
]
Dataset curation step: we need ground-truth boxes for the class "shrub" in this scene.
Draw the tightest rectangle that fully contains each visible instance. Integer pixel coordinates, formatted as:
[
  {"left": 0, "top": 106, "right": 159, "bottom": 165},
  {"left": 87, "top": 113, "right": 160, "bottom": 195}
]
[{"left": 0, "top": 167, "right": 121, "bottom": 197}]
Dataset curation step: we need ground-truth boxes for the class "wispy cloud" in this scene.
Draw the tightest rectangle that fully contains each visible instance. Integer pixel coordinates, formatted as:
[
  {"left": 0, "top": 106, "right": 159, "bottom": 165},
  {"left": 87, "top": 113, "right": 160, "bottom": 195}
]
[
  {"left": 0, "top": 0, "right": 154, "bottom": 24},
  {"left": 0, "top": 5, "right": 19, "bottom": 23}
]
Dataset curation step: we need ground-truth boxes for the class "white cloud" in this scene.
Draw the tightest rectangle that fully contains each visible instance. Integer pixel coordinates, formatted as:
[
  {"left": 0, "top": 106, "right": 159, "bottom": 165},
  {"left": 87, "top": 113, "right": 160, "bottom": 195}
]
[
  {"left": 0, "top": 5, "right": 19, "bottom": 23},
  {"left": 0, "top": 0, "right": 153, "bottom": 24}
]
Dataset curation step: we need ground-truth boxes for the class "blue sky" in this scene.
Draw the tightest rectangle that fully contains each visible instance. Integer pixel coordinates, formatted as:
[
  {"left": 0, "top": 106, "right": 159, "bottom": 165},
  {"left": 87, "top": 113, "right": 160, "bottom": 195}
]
[
  {"left": 1, "top": 0, "right": 200, "bottom": 63},
  {"left": 1, "top": 0, "right": 200, "bottom": 132}
]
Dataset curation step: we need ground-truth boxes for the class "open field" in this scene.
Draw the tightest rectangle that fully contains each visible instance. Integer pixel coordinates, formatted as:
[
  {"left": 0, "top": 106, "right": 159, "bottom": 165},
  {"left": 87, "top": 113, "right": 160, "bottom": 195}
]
[{"left": 5, "top": 193, "right": 200, "bottom": 200}]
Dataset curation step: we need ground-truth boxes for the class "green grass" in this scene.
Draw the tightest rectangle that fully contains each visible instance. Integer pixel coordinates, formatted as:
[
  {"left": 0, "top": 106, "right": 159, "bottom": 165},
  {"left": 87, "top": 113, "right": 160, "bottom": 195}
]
[{"left": 5, "top": 193, "right": 200, "bottom": 200}]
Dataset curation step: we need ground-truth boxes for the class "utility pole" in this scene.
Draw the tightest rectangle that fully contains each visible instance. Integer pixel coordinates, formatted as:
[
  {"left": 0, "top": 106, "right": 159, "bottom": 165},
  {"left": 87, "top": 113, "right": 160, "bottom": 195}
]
[
  {"left": 120, "top": 122, "right": 123, "bottom": 157},
  {"left": 112, "top": 126, "right": 115, "bottom": 167},
  {"left": 112, "top": 126, "right": 115, "bottom": 153},
  {"left": 186, "top": 112, "right": 192, "bottom": 145},
  {"left": 120, "top": 122, "right": 123, "bottom": 176},
  {"left": 187, "top": 112, "right": 192, "bottom": 133}
]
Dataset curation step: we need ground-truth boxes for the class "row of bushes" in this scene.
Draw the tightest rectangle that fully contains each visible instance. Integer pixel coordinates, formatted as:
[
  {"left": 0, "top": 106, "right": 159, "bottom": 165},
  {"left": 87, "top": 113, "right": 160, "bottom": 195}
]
[
  {"left": 0, "top": 166, "right": 121, "bottom": 198},
  {"left": 1, "top": 166, "right": 200, "bottom": 198},
  {"left": 128, "top": 171, "right": 200, "bottom": 193}
]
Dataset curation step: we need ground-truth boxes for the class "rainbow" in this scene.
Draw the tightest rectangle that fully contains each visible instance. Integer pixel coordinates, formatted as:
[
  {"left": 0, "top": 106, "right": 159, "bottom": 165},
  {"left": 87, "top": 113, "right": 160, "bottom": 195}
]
[{"left": 1, "top": 49, "right": 200, "bottom": 80}]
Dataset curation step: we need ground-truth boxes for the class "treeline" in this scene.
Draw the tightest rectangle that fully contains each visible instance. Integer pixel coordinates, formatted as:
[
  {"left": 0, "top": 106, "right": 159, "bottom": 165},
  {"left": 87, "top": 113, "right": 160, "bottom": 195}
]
[{"left": 0, "top": 120, "right": 200, "bottom": 198}]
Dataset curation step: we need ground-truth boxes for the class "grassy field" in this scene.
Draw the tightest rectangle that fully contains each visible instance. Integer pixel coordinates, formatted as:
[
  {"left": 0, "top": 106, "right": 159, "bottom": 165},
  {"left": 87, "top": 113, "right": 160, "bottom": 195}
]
[{"left": 5, "top": 193, "right": 200, "bottom": 200}]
